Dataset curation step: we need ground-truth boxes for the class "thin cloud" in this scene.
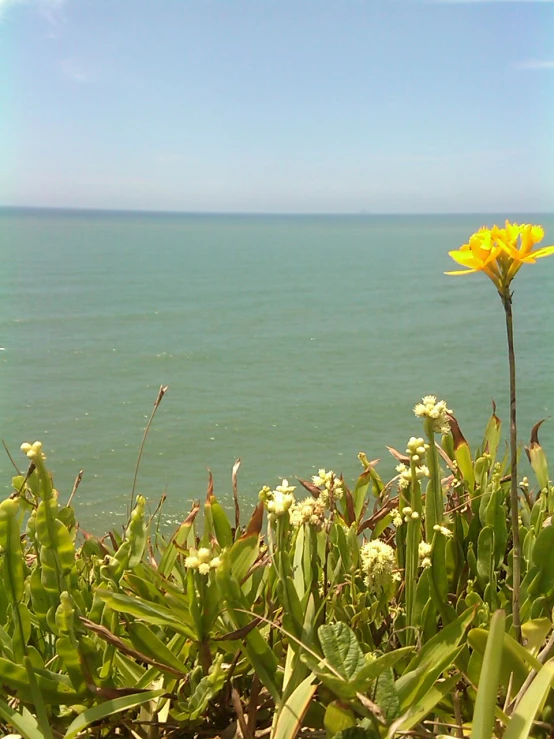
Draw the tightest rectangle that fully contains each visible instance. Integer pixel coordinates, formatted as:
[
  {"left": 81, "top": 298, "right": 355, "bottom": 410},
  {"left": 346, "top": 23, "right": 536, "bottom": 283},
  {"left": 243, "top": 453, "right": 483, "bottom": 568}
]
[
  {"left": 514, "top": 59, "right": 554, "bottom": 69},
  {"left": 0, "top": 0, "right": 68, "bottom": 22},
  {"left": 60, "top": 57, "right": 87, "bottom": 82}
]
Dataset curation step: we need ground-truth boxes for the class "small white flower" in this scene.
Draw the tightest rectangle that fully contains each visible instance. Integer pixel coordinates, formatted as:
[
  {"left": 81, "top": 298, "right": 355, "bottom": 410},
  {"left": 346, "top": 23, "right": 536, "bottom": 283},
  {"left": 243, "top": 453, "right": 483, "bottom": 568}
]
[
  {"left": 185, "top": 555, "right": 199, "bottom": 569},
  {"left": 433, "top": 524, "right": 452, "bottom": 538},
  {"left": 197, "top": 547, "right": 211, "bottom": 563},
  {"left": 391, "top": 509, "right": 403, "bottom": 527},
  {"left": 413, "top": 396, "right": 452, "bottom": 434},
  {"left": 311, "top": 469, "right": 344, "bottom": 503},
  {"left": 418, "top": 541, "right": 432, "bottom": 567},
  {"left": 267, "top": 489, "right": 295, "bottom": 516},
  {"left": 360, "top": 539, "right": 397, "bottom": 595},
  {"left": 275, "top": 479, "right": 296, "bottom": 495},
  {"left": 20, "top": 440, "right": 45, "bottom": 460},
  {"left": 290, "top": 496, "right": 326, "bottom": 529},
  {"left": 198, "top": 562, "right": 211, "bottom": 576}
]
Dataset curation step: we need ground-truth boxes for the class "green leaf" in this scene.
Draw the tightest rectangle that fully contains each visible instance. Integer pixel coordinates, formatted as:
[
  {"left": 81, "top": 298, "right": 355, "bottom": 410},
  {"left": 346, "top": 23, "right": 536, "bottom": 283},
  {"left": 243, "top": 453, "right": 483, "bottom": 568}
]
[
  {"left": 504, "top": 657, "right": 554, "bottom": 739},
  {"left": 354, "top": 647, "right": 414, "bottom": 685},
  {"left": 63, "top": 689, "right": 165, "bottom": 739},
  {"left": 470, "top": 610, "right": 505, "bottom": 739},
  {"left": 373, "top": 667, "right": 401, "bottom": 721},
  {"left": 127, "top": 621, "right": 189, "bottom": 674},
  {"left": 468, "top": 627, "right": 540, "bottom": 694},
  {"left": 318, "top": 622, "right": 365, "bottom": 681},
  {"left": 521, "top": 618, "right": 551, "bottom": 656},
  {"left": 0, "top": 699, "right": 42, "bottom": 739},
  {"left": 476, "top": 526, "right": 493, "bottom": 589},
  {"left": 0, "top": 656, "right": 80, "bottom": 704},
  {"left": 158, "top": 504, "right": 199, "bottom": 578},
  {"left": 388, "top": 674, "right": 459, "bottom": 737},
  {"left": 272, "top": 674, "right": 316, "bottom": 739},
  {"left": 323, "top": 700, "right": 356, "bottom": 735},
  {"left": 210, "top": 498, "right": 233, "bottom": 550},
  {"left": 397, "top": 607, "right": 474, "bottom": 709},
  {"left": 226, "top": 532, "right": 259, "bottom": 584},
  {"left": 23, "top": 657, "right": 53, "bottom": 739},
  {"left": 176, "top": 656, "right": 227, "bottom": 721},
  {"left": 96, "top": 590, "right": 196, "bottom": 638}
]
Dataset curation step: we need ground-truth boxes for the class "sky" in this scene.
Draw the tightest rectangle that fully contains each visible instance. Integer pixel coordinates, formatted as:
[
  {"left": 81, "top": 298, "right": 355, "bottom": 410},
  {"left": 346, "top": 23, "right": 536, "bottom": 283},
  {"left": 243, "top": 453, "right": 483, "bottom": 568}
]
[{"left": 0, "top": 0, "right": 553, "bottom": 213}]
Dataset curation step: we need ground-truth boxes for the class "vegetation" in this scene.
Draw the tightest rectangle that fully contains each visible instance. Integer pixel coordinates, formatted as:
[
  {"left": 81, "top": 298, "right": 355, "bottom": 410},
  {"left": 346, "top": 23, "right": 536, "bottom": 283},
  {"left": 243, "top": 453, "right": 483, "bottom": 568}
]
[{"left": 1, "top": 221, "right": 554, "bottom": 738}]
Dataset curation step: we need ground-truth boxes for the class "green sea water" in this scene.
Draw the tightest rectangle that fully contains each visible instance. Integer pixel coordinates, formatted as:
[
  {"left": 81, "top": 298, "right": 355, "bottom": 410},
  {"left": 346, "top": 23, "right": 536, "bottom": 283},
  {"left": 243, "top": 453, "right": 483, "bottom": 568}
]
[{"left": 2, "top": 209, "right": 553, "bottom": 532}]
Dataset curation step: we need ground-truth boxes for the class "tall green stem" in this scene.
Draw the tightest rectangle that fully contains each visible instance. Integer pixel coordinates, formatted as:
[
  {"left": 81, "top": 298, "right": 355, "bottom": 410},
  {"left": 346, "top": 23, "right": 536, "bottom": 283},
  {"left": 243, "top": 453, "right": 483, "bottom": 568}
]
[{"left": 501, "top": 290, "right": 521, "bottom": 642}]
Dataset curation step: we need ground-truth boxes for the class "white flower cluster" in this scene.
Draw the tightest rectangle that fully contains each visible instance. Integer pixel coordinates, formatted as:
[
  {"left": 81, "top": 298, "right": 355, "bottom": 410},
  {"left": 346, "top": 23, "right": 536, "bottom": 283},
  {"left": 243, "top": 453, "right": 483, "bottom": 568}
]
[
  {"left": 413, "top": 395, "right": 452, "bottom": 435},
  {"left": 20, "top": 441, "right": 45, "bottom": 461},
  {"left": 289, "top": 496, "right": 327, "bottom": 529},
  {"left": 390, "top": 508, "right": 403, "bottom": 527},
  {"left": 418, "top": 541, "right": 432, "bottom": 569},
  {"left": 433, "top": 524, "right": 453, "bottom": 538},
  {"left": 184, "top": 547, "right": 222, "bottom": 576},
  {"left": 312, "top": 468, "right": 344, "bottom": 505},
  {"left": 360, "top": 539, "right": 398, "bottom": 595},
  {"left": 406, "top": 436, "right": 429, "bottom": 463},
  {"left": 401, "top": 505, "right": 420, "bottom": 523},
  {"left": 259, "top": 480, "right": 296, "bottom": 521},
  {"left": 395, "top": 462, "right": 430, "bottom": 491}
]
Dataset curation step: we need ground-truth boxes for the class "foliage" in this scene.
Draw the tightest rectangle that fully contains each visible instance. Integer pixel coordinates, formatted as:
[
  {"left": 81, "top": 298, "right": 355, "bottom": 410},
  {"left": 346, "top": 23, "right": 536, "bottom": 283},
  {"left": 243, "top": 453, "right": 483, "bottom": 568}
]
[{"left": 0, "top": 402, "right": 553, "bottom": 738}]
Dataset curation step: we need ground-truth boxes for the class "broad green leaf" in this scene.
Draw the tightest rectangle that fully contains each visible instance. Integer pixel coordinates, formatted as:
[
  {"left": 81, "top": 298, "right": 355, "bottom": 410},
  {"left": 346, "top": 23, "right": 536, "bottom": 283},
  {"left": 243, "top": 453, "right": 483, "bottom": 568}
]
[
  {"left": 318, "top": 622, "right": 365, "bottom": 681},
  {"left": 127, "top": 622, "right": 189, "bottom": 674},
  {"left": 468, "top": 628, "right": 541, "bottom": 694},
  {"left": 521, "top": 618, "right": 551, "bottom": 656},
  {"left": 272, "top": 674, "right": 316, "bottom": 739},
  {"left": 0, "top": 699, "right": 42, "bottom": 739},
  {"left": 176, "top": 656, "right": 227, "bottom": 721},
  {"left": 476, "top": 526, "right": 493, "bottom": 589},
  {"left": 96, "top": 590, "right": 196, "bottom": 638},
  {"left": 373, "top": 667, "right": 400, "bottom": 720},
  {"left": 24, "top": 657, "right": 53, "bottom": 739},
  {"left": 0, "top": 656, "right": 80, "bottom": 704},
  {"left": 210, "top": 498, "right": 233, "bottom": 550},
  {"left": 388, "top": 674, "right": 459, "bottom": 737},
  {"left": 226, "top": 533, "right": 259, "bottom": 584},
  {"left": 63, "top": 689, "right": 165, "bottom": 739},
  {"left": 397, "top": 607, "right": 474, "bottom": 708},
  {"left": 323, "top": 700, "right": 356, "bottom": 735},
  {"left": 353, "top": 647, "right": 414, "bottom": 685},
  {"left": 504, "top": 657, "right": 554, "bottom": 739},
  {"left": 470, "top": 610, "right": 505, "bottom": 739}
]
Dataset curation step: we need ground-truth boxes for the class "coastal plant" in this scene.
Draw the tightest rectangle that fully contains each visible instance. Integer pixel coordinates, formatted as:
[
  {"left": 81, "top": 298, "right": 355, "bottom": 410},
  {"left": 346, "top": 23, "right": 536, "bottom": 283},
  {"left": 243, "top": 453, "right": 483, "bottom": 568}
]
[
  {"left": 1, "top": 399, "right": 554, "bottom": 738},
  {"left": 447, "top": 221, "right": 554, "bottom": 641}
]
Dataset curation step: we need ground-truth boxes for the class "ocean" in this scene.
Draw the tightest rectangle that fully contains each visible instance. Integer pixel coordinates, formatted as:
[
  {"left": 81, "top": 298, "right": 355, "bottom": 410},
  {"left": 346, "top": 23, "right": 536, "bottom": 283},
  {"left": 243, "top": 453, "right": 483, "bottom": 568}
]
[{"left": 2, "top": 209, "right": 553, "bottom": 532}]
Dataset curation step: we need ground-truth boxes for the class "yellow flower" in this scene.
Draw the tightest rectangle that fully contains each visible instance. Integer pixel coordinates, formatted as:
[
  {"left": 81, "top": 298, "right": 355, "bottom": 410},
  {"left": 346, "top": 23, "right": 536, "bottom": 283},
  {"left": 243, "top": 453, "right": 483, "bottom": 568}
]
[{"left": 446, "top": 221, "right": 554, "bottom": 291}]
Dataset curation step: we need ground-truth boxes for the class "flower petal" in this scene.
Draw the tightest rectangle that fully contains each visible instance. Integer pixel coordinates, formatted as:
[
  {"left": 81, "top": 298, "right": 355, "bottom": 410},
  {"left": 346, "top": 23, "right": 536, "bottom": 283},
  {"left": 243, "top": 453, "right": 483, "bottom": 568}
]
[
  {"left": 448, "top": 250, "right": 481, "bottom": 268},
  {"left": 444, "top": 268, "right": 477, "bottom": 275},
  {"left": 533, "top": 245, "right": 554, "bottom": 259}
]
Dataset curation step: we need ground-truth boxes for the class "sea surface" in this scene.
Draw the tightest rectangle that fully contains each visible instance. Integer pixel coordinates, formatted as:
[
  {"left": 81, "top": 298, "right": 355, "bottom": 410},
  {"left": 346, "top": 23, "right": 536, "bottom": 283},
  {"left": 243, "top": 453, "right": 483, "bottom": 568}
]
[{"left": 1, "top": 209, "right": 553, "bottom": 532}]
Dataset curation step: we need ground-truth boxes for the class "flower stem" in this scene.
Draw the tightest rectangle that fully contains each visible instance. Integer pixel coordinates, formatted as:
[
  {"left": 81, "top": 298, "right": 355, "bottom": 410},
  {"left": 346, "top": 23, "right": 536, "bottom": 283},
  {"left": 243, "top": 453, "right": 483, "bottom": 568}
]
[{"left": 501, "top": 289, "right": 521, "bottom": 642}]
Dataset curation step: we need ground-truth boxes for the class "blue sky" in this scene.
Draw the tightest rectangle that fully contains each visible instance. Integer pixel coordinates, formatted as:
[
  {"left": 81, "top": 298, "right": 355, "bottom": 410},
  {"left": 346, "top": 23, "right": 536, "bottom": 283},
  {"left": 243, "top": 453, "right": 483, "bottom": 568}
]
[{"left": 1, "top": 0, "right": 553, "bottom": 213}]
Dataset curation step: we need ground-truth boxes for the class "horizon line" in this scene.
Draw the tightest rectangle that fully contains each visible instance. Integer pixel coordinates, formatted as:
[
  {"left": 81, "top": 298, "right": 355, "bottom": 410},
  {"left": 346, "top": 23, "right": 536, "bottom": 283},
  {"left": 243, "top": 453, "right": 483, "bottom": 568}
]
[{"left": 1, "top": 204, "right": 553, "bottom": 218}]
